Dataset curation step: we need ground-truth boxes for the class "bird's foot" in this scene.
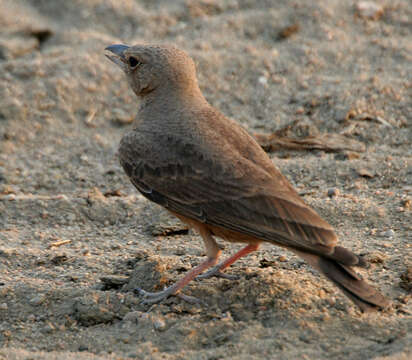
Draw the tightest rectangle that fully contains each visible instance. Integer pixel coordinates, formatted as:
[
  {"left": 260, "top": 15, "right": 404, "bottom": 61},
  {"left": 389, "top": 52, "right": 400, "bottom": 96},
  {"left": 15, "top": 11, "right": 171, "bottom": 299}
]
[
  {"left": 134, "top": 286, "right": 175, "bottom": 304},
  {"left": 196, "top": 266, "right": 239, "bottom": 280},
  {"left": 134, "top": 287, "right": 204, "bottom": 305},
  {"left": 176, "top": 292, "right": 205, "bottom": 305}
]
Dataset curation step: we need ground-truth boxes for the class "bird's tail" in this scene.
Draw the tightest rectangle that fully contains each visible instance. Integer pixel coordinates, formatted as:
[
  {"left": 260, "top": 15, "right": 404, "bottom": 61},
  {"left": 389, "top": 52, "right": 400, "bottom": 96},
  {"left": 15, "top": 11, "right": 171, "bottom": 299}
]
[{"left": 292, "top": 248, "right": 390, "bottom": 312}]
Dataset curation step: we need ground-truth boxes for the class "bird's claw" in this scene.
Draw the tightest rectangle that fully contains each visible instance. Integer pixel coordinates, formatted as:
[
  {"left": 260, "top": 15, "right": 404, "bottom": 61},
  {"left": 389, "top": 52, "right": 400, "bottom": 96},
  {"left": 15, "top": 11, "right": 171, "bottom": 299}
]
[
  {"left": 134, "top": 287, "right": 204, "bottom": 305},
  {"left": 134, "top": 287, "right": 172, "bottom": 304},
  {"left": 176, "top": 293, "right": 206, "bottom": 305},
  {"left": 196, "top": 266, "right": 239, "bottom": 280}
]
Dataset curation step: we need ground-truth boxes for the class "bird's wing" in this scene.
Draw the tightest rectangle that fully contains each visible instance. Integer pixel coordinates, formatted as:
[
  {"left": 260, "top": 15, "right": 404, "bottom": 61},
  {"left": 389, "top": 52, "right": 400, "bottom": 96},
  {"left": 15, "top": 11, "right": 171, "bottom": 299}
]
[{"left": 119, "top": 130, "right": 337, "bottom": 254}]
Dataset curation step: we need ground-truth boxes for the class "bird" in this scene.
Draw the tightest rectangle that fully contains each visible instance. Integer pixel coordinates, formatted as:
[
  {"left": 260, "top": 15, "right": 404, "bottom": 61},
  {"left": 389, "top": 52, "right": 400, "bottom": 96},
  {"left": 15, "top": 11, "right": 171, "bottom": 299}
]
[{"left": 105, "top": 43, "right": 389, "bottom": 312}]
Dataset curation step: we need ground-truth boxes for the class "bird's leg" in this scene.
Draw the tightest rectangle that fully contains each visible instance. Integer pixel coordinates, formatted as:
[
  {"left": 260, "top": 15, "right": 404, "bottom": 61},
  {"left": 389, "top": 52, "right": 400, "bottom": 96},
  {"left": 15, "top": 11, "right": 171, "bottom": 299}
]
[
  {"left": 136, "top": 227, "right": 221, "bottom": 304},
  {"left": 197, "top": 243, "right": 260, "bottom": 280}
]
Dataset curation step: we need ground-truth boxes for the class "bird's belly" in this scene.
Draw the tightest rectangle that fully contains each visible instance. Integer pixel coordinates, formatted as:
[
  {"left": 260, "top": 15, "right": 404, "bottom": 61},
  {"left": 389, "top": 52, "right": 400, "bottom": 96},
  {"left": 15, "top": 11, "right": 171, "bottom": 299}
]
[{"left": 169, "top": 210, "right": 262, "bottom": 245}]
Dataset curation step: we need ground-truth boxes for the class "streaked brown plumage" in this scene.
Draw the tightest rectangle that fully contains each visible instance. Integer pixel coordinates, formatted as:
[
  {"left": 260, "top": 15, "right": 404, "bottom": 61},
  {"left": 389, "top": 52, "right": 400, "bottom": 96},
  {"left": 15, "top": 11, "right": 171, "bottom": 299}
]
[{"left": 105, "top": 44, "right": 389, "bottom": 312}]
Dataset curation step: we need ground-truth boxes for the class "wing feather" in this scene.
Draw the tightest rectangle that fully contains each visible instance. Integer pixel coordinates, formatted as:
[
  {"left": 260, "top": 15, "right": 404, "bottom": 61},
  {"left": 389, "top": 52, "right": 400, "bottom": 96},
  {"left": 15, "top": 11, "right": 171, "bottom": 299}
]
[{"left": 120, "top": 138, "right": 337, "bottom": 256}]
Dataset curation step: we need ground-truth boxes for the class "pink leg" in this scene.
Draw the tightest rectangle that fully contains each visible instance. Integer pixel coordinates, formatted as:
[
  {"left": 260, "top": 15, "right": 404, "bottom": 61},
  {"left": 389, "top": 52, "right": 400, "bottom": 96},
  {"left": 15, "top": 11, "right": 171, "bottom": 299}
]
[
  {"left": 197, "top": 243, "right": 260, "bottom": 280},
  {"left": 136, "top": 227, "right": 221, "bottom": 304}
]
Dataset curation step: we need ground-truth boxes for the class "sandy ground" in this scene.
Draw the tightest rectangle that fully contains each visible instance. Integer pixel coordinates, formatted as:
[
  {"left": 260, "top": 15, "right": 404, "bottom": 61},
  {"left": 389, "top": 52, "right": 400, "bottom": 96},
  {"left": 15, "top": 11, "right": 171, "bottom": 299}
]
[{"left": 0, "top": 0, "right": 411, "bottom": 359}]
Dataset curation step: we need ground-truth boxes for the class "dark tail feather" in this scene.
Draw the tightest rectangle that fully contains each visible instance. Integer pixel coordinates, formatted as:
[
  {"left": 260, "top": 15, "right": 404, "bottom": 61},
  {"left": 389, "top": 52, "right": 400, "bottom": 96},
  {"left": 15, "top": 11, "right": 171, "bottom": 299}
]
[
  {"left": 292, "top": 249, "right": 390, "bottom": 312},
  {"left": 330, "top": 246, "right": 367, "bottom": 267}
]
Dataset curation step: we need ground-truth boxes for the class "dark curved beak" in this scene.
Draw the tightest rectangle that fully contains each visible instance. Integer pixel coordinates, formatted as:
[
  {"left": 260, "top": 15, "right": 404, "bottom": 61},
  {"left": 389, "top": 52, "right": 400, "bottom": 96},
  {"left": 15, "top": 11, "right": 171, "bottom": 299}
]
[{"left": 105, "top": 44, "right": 130, "bottom": 70}]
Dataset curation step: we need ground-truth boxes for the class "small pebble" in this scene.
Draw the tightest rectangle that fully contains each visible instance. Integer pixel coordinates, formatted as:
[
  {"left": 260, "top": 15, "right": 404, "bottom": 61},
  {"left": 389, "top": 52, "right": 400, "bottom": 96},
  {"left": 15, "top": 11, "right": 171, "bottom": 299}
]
[
  {"left": 41, "top": 323, "right": 55, "bottom": 334},
  {"left": 153, "top": 317, "right": 166, "bottom": 331},
  {"left": 366, "top": 251, "right": 387, "bottom": 264},
  {"left": 356, "top": 168, "right": 375, "bottom": 178},
  {"left": 100, "top": 275, "right": 128, "bottom": 289},
  {"left": 402, "top": 198, "right": 411, "bottom": 209},
  {"left": 111, "top": 108, "right": 134, "bottom": 126},
  {"left": 320, "top": 312, "right": 330, "bottom": 322},
  {"left": 174, "top": 248, "right": 186, "bottom": 256},
  {"left": 356, "top": 1, "right": 384, "bottom": 20},
  {"left": 0, "top": 303, "right": 7, "bottom": 310},
  {"left": 122, "top": 311, "right": 142, "bottom": 324},
  {"left": 400, "top": 267, "right": 412, "bottom": 292},
  {"left": 221, "top": 312, "right": 233, "bottom": 322},
  {"left": 327, "top": 188, "right": 339, "bottom": 198},
  {"left": 381, "top": 229, "right": 395, "bottom": 238},
  {"left": 318, "top": 289, "right": 327, "bottom": 299},
  {"left": 258, "top": 76, "right": 268, "bottom": 85},
  {"left": 30, "top": 295, "right": 46, "bottom": 306},
  {"left": 376, "top": 207, "right": 386, "bottom": 218},
  {"left": 344, "top": 152, "right": 360, "bottom": 160},
  {"left": 327, "top": 297, "right": 336, "bottom": 307},
  {"left": 2, "top": 194, "right": 15, "bottom": 200}
]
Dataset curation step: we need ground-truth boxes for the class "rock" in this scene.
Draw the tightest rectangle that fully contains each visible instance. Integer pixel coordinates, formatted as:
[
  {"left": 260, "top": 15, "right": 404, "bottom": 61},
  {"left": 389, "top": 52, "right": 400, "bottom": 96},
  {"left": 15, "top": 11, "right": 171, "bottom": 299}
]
[
  {"left": 380, "top": 229, "right": 395, "bottom": 238},
  {"left": 100, "top": 275, "right": 129, "bottom": 290},
  {"left": 73, "top": 294, "right": 119, "bottom": 326},
  {"left": 123, "top": 311, "right": 142, "bottom": 324},
  {"left": 356, "top": 168, "right": 375, "bottom": 178},
  {"left": 365, "top": 251, "right": 387, "bottom": 264},
  {"left": 153, "top": 316, "right": 167, "bottom": 331},
  {"left": 0, "top": 35, "right": 39, "bottom": 59},
  {"left": 277, "top": 23, "right": 300, "bottom": 40},
  {"left": 355, "top": 2, "right": 384, "bottom": 20},
  {"left": 401, "top": 198, "right": 411, "bottom": 210},
  {"left": 258, "top": 76, "right": 268, "bottom": 86},
  {"left": 345, "top": 152, "right": 360, "bottom": 160},
  {"left": 111, "top": 108, "right": 134, "bottom": 126},
  {"left": 327, "top": 188, "right": 339, "bottom": 198},
  {"left": 41, "top": 323, "right": 55, "bottom": 334},
  {"left": 122, "top": 252, "right": 171, "bottom": 294},
  {"left": 400, "top": 267, "right": 412, "bottom": 292},
  {"left": 29, "top": 295, "right": 46, "bottom": 306}
]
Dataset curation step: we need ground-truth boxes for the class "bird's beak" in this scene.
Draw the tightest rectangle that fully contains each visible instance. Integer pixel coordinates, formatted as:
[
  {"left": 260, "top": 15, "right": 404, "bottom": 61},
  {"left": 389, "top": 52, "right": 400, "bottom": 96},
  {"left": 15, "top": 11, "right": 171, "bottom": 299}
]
[{"left": 105, "top": 44, "right": 130, "bottom": 71}]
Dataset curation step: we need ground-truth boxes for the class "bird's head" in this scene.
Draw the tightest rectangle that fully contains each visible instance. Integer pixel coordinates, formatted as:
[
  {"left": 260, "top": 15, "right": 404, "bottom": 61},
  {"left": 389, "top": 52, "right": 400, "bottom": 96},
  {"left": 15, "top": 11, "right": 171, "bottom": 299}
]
[{"left": 105, "top": 44, "right": 199, "bottom": 97}]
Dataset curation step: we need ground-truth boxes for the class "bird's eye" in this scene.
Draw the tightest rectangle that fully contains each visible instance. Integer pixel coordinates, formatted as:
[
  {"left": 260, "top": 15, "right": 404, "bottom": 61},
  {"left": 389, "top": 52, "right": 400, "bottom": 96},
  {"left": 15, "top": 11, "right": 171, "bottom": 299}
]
[{"left": 128, "top": 56, "right": 140, "bottom": 68}]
